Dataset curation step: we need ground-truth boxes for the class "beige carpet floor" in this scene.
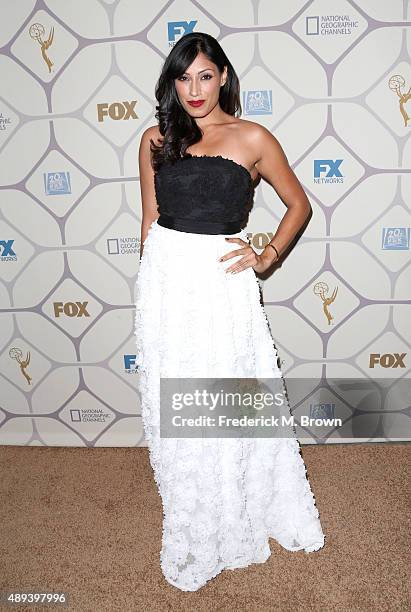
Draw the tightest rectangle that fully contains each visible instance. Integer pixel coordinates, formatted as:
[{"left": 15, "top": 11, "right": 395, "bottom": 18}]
[{"left": 0, "top": 443, "right": 409, "bottom": 612}]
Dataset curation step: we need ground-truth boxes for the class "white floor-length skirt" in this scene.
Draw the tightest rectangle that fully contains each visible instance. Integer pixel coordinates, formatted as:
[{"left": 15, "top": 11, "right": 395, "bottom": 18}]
[{"left": 134, "top": 218, "right": 325, "bottom": 592}]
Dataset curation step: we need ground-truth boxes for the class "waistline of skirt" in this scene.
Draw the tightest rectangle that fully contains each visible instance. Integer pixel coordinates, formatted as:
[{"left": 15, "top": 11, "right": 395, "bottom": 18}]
[{"left": 157, "top": 213, "right": 244, "bottom": 235}]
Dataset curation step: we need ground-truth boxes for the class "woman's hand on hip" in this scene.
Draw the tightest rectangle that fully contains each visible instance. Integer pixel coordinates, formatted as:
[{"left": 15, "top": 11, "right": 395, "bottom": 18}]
[{"left": 219, "top": 237, "right": 278, "bottom": 275}]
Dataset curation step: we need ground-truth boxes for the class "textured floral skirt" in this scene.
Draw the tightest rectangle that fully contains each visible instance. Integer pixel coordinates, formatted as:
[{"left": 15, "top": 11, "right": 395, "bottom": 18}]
[{"left": 134, "top": 218, "right": 325, "bottom": 592}]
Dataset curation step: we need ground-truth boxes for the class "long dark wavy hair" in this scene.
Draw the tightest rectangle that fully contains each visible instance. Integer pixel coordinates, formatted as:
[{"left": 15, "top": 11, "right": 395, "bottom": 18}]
[{"left": 150, "top": 32, "right": 242, "bottom": 172}]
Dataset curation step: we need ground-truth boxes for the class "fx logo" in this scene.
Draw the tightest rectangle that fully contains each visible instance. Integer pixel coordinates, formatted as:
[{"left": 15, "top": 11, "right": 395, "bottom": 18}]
[
  {"left": 0, "top": 240, "right": 16, "bottom": 256},
  {"left": 97, "top": 101, "right": 137, "bottom": 122},
  {"left": 168, "top": 21, "right": 197, "bottom": 42},
  {"left": 369, "top": 353, "right": 406, "bottom": 368},
  {"left": 314, "top": 160, "right": 343, "bottom": 178},
  {"left": 53, "top": 302, "right": 90, "bottom": 318},
  {"left": 124, "top": 355, "right": 137, "bottom": 371}
]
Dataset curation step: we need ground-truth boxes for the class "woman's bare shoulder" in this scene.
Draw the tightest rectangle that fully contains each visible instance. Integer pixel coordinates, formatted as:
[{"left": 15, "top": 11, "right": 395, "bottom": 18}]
[
  {"left": 238, "top": 118, "right": 286, "bottom": 159},
  {"left": 141, "top": 124, "right": 162, "bottom": 147},
  {"left": 234, "top": 117, "right": 276, "bottom": 141},
  {"left": 232, "top": 118, "right": 280, "bottom": 162}
]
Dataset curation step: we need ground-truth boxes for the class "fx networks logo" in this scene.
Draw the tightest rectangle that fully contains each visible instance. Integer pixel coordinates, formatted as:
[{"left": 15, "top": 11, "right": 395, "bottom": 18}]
[
  {"left": 43, "top": 171, "right": 72, "bottom": 195},
  {"left": 167, "top": 21, "right": 197, "bottom": 46},
  {"left": 382, "top": 227, "right": 410, "bottom": 250},
  {"left": 243, "top": 90, "right": 273, "bottom": 116},
  {"left": 369, "top": 353, "right": 406, "bottom": 368},
  {"left": 0, "top": 239, "right": 17, "bottom": 262},
  {"left": 314, "top": 159, "right": 343, "bottom": 184},
  {"left": 97, "top": 101, "right": 138, "bottom": 122},
  {"left": 53, "top": 302, "right": 90, "bottom": 318},
  {"left": 124, "top": 354, "right": 139, "bottom": 374}
]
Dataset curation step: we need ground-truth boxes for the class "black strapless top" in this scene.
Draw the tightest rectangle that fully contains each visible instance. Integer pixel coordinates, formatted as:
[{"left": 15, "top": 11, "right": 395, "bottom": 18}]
[{"left": 154, "top": 154, "right": 254, "bottom": 234}]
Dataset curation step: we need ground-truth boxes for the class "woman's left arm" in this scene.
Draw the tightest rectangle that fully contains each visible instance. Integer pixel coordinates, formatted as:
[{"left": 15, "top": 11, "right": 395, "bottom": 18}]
[
  {"left": 252, "top": 124, "right": 311, "bottom": 272},
  {"left": 223, "top": 124, "right": 311, "bottom": 275}
]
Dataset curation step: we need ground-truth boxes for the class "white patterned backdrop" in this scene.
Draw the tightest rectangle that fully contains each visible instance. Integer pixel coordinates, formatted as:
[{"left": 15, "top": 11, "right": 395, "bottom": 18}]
[{"left": 0, "top": 0, "right": 410, "bottom": 447}]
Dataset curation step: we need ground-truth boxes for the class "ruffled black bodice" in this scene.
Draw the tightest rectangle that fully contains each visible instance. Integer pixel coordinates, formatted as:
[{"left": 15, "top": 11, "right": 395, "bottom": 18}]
[{"left": 154, "top": 154, "right": 254, "bottom": 234}]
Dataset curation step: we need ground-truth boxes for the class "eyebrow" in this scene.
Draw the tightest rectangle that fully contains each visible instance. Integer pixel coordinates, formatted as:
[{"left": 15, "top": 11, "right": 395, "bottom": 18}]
[{"left": 181, "top": 68, "right": 215, "bottom": 75}]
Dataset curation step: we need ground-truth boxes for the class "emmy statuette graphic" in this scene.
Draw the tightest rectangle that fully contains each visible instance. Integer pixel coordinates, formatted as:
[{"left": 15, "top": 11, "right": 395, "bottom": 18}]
[
  {"left": 313, "top": 282, "right": 338, "bottom": 326},
  {"left": 9, "top": 347, "right": 33, "bottom": 386},
  {"left": 389, "top": 74, "right": 411, "bottom": 127},
  {"left": 29, "top": 22, "right": 54, "bottom": 73}
]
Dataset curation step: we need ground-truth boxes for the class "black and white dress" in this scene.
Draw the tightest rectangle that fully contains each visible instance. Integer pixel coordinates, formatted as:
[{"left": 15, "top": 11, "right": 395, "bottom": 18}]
[{"left": 134, "top": 154, "right": 325, "bottom": 592}]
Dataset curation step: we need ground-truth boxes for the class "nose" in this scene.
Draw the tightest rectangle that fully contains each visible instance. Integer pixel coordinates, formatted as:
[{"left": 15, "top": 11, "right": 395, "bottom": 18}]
[{"left": 189, "top": 77, "right": 200, "bottom": 97}]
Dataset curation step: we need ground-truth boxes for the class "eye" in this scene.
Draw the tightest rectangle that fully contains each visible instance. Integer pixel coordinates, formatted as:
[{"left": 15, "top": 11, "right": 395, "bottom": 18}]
[{"left": 177, "top": 74, "right": 213, "bottom": 81}]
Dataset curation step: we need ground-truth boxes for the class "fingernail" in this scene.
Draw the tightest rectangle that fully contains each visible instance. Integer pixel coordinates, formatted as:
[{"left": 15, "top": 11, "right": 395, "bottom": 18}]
[{"left": 225, "top": 237, "right": 229, "bottom": 240}]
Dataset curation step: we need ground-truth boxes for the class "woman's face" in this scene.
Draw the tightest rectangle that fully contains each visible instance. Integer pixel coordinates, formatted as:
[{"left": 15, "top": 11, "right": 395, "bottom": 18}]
[{"left": 174, "top": 52, "right": 227, "bottom": 117}]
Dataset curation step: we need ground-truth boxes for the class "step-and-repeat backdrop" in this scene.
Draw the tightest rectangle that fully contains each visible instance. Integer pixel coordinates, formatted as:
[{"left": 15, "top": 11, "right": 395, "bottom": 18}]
[{"left": 1, "top": 1, "right": 410, "bottom": 446}]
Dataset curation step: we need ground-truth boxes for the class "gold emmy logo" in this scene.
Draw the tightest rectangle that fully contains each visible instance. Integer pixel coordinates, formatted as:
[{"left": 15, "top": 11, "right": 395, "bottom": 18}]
[
  {"left": 9, "top": 347, "right": 32, "bottom": 385},
  {"left": 29, "top": 23, "right": 54, "bottom": 73},
  {"left": 313, "top": 281, "right": 338, "bottom": 325},
  {"left": 389, "top": 75, "right": 411, "bottom": 127}
]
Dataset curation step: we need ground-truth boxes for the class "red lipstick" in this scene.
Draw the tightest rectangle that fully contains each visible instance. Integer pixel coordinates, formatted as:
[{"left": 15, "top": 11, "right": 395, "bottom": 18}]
[{"left": 187, "top": 100, "right": 205, "bottom": 107}]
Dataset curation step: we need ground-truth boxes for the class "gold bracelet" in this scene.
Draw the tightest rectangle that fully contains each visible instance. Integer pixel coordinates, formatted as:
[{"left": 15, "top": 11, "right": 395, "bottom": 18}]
[{"left": 267, "top": 243, "right": 279, "bottom": 261}]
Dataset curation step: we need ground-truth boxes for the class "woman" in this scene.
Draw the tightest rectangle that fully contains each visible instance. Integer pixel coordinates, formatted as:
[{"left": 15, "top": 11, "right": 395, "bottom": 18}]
[{"left": 135, "top": 32, "right": 325, "bottom": 592}]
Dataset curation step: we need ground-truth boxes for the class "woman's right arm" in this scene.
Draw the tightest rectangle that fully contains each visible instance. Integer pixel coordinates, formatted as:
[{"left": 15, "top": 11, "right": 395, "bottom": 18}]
[{"left": 138, "top": 126, "right": 161, "bottom": 259}]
